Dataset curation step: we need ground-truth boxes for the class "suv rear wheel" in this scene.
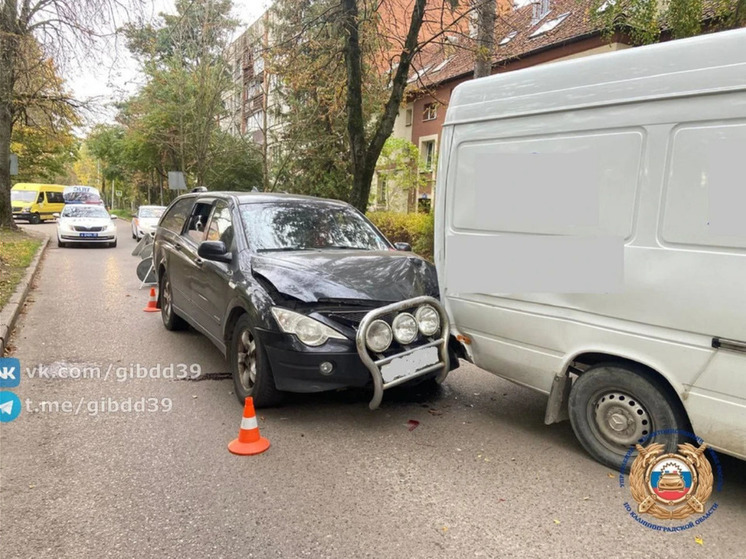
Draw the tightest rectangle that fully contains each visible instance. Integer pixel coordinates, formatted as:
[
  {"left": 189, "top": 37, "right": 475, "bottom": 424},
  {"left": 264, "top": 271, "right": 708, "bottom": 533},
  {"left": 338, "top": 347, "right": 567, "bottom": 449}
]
[{"left": 160, "top": 271, "right": 187, "bottom": 331}]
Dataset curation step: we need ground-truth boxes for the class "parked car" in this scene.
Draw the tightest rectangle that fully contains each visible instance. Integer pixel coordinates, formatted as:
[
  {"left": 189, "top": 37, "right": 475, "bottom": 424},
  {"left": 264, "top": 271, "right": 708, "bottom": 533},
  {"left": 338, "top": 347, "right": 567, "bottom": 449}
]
[
  {"left": 11, "top": 183, "right": 66, "bottom": 223},
  {"left": 153, "top": 192, "right": 457, "bottom": 407},
  {"left": 55, "top": 205, "right": 118, "bottom": 248},
  {"left": 132, "top": 205, "right": 166, "bottom": 240}
]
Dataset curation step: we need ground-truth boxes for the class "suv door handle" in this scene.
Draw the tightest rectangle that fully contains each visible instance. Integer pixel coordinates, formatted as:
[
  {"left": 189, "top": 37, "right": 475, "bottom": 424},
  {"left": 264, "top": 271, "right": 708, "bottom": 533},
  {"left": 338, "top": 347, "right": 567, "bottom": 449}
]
[
  {"left": 174, "top": 242, "right": 182, "bottom": 251},
  {"left": 195, "top": 257, "right": 203, "bottom": 267}
]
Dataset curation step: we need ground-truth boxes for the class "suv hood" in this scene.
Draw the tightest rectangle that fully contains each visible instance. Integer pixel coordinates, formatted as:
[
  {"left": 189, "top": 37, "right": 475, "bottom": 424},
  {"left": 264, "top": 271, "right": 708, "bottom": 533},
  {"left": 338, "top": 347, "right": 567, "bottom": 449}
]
[{"left": 251, "top": 250, "right": 438, "bottom": 303}]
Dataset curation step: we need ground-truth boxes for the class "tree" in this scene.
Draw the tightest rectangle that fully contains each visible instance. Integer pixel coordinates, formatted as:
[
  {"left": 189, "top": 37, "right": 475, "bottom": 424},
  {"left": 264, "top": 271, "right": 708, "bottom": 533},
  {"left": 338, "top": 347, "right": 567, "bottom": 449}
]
[
  {"left": 473, "top": 0, "right": 496, "bottom": 79},
  {"left": 120, "top": 0, "right": 246, "bottom": 191},
  {"left": 270, "top": 0, "right": 472, "bottom": 212},
  {"left": 373, "top": 137, "right": 427, "bottom": 211},
  {"left": 87, "top": 124, "right": 127, "bottom": 203},
  {"left": 0, "top": 0, "right": 143, "bottom": 229},
  {"left": 591, "top": 0, "right": 746, "bottom": 45}
]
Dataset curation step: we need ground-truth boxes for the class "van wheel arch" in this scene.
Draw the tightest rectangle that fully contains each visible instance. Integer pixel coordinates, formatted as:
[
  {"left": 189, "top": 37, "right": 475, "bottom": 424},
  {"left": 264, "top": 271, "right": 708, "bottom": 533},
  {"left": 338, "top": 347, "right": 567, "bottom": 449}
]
[{"left": 546, "top": 354, "right": 689, "bottom": 425}]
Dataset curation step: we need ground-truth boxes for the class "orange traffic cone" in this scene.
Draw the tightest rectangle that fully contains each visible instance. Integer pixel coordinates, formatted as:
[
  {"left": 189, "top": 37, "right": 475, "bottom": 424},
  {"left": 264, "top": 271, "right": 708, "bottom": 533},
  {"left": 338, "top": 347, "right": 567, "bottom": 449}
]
[
  {"left": 143, "top": 287, "right": 159, "bottom": 312},
  {"left": 228, "top": 397, "right": 270, "bottom": 456}
]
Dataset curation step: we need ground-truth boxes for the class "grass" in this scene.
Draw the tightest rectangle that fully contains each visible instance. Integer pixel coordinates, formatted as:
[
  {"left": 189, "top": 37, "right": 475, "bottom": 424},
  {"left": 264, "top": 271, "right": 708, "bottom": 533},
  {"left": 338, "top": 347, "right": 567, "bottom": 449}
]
[
  {"left": 110, "top": 209, "right": 132, "bottom": 221},
  {"left": 0, "top": 228, "right": 42, "bottom": 310}
]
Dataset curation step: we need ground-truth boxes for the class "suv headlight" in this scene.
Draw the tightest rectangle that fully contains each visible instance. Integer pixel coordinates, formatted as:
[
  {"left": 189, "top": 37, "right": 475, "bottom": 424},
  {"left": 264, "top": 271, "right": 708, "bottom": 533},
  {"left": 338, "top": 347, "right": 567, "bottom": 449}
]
[
  {"left": 415, "top": 305, "right": 440, "bottom": 336},
  {"left": 392, "top": 313, "right": 418, "bottom": 345},
  {"left": 366, "top": 319, "right": 393, "bottom": 352},
  {"left": 271, "top": 308, "right": 346, "bottom": 347}
]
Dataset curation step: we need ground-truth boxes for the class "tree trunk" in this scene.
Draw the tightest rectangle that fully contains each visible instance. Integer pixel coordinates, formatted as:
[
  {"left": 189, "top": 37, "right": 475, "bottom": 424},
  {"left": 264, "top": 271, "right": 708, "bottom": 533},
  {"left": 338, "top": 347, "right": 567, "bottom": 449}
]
[
  {"left": 341, "top": 0, "right": 367, "bottom": 211},
  {"left": 342, "top": 0, "right": 427, "bottom": 214},
  {"left": 0, "top": 3, "right": 19, "bottom": 230},
  {"left": 474, "top": 0, "right": 496, "bottom": 79}
]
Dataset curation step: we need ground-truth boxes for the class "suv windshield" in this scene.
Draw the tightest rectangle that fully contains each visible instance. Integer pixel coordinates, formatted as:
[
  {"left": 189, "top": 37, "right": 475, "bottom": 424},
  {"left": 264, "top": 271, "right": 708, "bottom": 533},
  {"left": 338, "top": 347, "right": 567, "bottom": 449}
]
[
  {"left": 240, "top": 202, "right": 390, "bottom": 252},
  {"left": 11, "top": 191, "right": 36, "bottom": 202},
  {"left": 61, "top": 206, "right": 110, "bottom": 218}
]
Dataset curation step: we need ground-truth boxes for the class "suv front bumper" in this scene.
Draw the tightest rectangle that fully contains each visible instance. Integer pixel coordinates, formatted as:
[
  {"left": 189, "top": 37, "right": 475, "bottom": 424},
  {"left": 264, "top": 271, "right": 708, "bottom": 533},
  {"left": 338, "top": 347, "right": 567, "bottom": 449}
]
[{"left": 356, "top": 296, "right": 451, "bottom": 409}]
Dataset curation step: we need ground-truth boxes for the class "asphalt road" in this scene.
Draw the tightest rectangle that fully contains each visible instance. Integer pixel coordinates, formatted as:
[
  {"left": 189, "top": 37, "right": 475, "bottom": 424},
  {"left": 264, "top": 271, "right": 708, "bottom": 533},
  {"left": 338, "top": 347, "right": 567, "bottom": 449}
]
[{"left": 1, "top": 219, "right": 745, "bottom": 559}]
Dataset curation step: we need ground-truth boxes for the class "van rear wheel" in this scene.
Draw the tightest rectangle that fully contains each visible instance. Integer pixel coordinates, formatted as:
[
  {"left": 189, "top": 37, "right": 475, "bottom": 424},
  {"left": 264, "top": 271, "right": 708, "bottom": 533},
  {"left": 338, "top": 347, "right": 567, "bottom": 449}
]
[{"left": 568, "top": 363, "right": 688, "bottom": 472}]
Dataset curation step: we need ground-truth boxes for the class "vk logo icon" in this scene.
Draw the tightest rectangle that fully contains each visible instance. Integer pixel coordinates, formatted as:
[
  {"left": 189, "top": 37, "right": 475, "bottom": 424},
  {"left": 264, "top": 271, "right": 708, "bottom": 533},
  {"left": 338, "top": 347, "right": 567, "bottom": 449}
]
[
  {"left": 0, "top": 357, "right": 20, "bottom": 388},
  {"left": 0, "top": 391, "right": 22, "bottom": 422}
]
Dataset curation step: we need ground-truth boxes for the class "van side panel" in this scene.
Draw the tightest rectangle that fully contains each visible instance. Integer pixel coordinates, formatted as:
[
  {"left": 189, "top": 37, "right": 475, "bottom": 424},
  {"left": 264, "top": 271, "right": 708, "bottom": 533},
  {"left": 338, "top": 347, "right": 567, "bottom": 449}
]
[{"left": 439, "top": 86, "right": 746, "bottom": 459}]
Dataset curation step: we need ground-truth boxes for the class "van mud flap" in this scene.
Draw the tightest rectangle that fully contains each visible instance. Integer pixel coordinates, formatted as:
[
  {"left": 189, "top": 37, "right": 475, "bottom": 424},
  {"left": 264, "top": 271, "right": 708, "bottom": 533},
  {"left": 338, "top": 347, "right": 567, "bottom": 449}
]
[{"left": 356, "top": 296, "right": 451, "bottom": 410}]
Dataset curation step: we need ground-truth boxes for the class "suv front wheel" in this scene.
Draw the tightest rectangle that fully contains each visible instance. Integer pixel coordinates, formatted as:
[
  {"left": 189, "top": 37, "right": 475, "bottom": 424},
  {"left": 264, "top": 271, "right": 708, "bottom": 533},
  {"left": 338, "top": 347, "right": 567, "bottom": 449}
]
[{"left": 230, "top": 315, "right": 283, "bottom": 407}]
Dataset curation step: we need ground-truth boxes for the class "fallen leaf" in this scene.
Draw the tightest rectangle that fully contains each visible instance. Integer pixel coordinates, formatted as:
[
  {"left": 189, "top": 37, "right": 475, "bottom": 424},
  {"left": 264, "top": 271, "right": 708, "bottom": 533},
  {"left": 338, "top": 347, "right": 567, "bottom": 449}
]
[
  {"left": 583, "top": 496, "right": 590, "bottom": 501},
  {"left": 407, "top": 420, "right": 420, "bottom": 431},
  {"left": 694, "top": 536, "right": 704, "bottom": 546},
  {"left": 498, "top": 498, "right": 506, "bottom": 503},
  {"left": 607, "top": 473, "right": 615, "bottom": 478},
  {"left": 260, "top": 416, "right": 265, "bottom": 420},
  {"left": 428, "top": 409, "right": 443, "bottom": 416},
  {"left": 192, "top": 395, "right": 197, "bottom": 399},
  {"left": 553, "top": 519, "right": 561, "bottom": 525},
  {"left": 442, "top": 526, "right": 448, "bottom": 533},
  {"left": 28, "top": 484, "right": 35, "bottom": 489}
]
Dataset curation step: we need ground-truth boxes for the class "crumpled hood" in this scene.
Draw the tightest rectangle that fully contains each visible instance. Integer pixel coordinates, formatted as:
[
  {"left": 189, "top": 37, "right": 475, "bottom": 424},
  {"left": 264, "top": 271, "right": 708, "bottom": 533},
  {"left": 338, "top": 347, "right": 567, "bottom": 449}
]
[{"left": 250, "top": 250, "right": 439, "bottom": 303}]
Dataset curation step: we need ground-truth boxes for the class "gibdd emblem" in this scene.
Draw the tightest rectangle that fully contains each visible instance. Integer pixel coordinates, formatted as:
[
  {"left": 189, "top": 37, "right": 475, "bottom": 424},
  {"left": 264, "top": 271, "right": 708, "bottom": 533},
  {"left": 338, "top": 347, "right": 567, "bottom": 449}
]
[{"left": 629, "top": 442, "right": 713, "bottom": 521}]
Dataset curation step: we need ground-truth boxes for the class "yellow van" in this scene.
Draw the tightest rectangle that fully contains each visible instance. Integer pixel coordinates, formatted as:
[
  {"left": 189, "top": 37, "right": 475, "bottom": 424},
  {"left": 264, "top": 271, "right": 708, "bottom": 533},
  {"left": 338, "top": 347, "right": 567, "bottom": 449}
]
[{"left": 11, "top": 183, "right": 67, "bottom": 224}]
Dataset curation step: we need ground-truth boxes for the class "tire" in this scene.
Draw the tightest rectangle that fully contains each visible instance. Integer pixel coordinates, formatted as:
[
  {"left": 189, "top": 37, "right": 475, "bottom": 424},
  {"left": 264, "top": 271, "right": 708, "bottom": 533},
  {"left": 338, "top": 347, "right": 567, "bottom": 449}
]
[
  {"left": 159, "top": 271, "right": 187, "bottom": 331},
  {"left": 568, "top": 363, "right": 689, "bottom": 472},
  {"left": 230, "top": 315, "right": 283, "bottom": 407},
  {"left": 30, "top": 213, "right": 41, "bottom": 224},
  {"left": 109, "top": 239, "right": 118, "bottom": 248},
  {"left": 57, "top": 238, "right": 67, "bottom": 248},
  {"left": 132, "top": 230, "right": 137, "bottom": 240}
]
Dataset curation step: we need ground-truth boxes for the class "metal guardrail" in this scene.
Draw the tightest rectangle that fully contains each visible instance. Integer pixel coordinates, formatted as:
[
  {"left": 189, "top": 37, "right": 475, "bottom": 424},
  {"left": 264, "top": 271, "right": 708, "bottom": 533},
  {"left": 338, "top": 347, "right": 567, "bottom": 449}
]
[{"left": 355, "top": 295, "right": 451, "bottom": 410}]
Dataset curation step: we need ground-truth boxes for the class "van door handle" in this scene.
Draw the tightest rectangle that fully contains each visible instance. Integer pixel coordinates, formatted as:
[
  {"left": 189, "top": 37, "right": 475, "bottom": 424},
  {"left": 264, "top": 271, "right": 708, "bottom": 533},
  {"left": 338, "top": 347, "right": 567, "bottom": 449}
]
[
  {"left": 174, "top": 242, "right": 182, "bottom": 251},
  {"left": 195, "top": 257, "right": 203, "bottom": 267}
]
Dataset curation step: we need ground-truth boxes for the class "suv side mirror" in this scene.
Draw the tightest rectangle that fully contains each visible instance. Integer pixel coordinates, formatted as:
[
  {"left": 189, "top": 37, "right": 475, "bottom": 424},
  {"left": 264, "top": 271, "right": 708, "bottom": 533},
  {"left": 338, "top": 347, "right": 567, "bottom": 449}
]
[
  {"left": 198, "top": 240, "right": 233, "bottom": 263},
  {"left": 394, "top": 242, "right": 412, "bottom": 252}
]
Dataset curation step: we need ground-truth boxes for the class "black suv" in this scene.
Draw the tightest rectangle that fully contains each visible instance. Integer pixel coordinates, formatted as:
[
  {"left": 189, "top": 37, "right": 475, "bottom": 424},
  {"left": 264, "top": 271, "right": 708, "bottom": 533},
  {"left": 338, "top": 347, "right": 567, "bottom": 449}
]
[{"left": 153, "top": 192, "right": 457, "bottom": 407}]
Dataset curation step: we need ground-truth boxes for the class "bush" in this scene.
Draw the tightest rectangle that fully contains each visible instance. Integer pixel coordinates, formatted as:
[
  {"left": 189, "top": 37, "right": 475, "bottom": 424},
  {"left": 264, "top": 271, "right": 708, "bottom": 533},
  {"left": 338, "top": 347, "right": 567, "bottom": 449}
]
[{"left": 367, "top": 211, "right": 434, "bottom": 262}]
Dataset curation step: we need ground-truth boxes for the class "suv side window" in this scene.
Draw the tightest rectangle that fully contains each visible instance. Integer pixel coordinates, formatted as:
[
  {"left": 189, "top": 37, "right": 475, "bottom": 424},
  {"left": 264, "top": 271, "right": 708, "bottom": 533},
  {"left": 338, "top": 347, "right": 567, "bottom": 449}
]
[
  {"left": 160, "top": 198, "right": 195, "bottom": 234},
  {"left": 185, "top": 201, "right": 214, "bottom": 244},
  {"left": 205, "top": 201, "right": 235, "bottom": 250}
]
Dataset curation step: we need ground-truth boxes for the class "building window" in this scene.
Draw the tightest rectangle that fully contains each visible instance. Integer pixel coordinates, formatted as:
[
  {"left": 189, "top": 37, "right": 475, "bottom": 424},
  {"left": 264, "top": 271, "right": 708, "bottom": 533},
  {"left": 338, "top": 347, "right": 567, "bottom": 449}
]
[
  {"left": 377, "top": 175, "right": 388, "bottom": 207},
  {"left": 405, "top": 108, "right": 413, "bottom": 126},
  {"left": 423, "top": 103, "right": 437, "bottom": 122},
  {"left": 422, "top": 140, "right": 436, "bottom": 170}
]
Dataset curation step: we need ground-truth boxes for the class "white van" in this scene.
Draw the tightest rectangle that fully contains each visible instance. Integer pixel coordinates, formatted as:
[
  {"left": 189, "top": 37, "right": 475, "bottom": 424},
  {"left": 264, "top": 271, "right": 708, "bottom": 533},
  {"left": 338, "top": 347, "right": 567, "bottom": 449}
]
[{"left": 434, "top": 28, "right": 746, "bottom": 470}]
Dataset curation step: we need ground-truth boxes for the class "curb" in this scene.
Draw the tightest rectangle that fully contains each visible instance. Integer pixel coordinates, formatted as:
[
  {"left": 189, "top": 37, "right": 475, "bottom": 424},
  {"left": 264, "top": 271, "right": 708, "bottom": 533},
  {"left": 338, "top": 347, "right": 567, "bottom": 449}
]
[{"left": 0, "top": 235, "right": 49, "bottom": 355}]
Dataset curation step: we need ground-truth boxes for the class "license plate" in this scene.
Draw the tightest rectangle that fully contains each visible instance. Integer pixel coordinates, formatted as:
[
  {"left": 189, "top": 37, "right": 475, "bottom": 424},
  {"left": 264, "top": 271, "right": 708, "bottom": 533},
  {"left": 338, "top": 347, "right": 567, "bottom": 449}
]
[
  {"left": 80, "top": 233, "right": 98, "bottom": 238},
  {"left": 380, "top": 346, "right": 440, "bottom": 384}
]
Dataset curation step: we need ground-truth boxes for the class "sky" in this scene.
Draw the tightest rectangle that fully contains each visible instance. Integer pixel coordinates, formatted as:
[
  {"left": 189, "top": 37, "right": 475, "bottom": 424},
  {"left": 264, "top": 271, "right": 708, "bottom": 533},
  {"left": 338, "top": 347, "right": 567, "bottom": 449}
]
[{"left": 67, "top": 0, "right": 270, "bottom": 128}]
